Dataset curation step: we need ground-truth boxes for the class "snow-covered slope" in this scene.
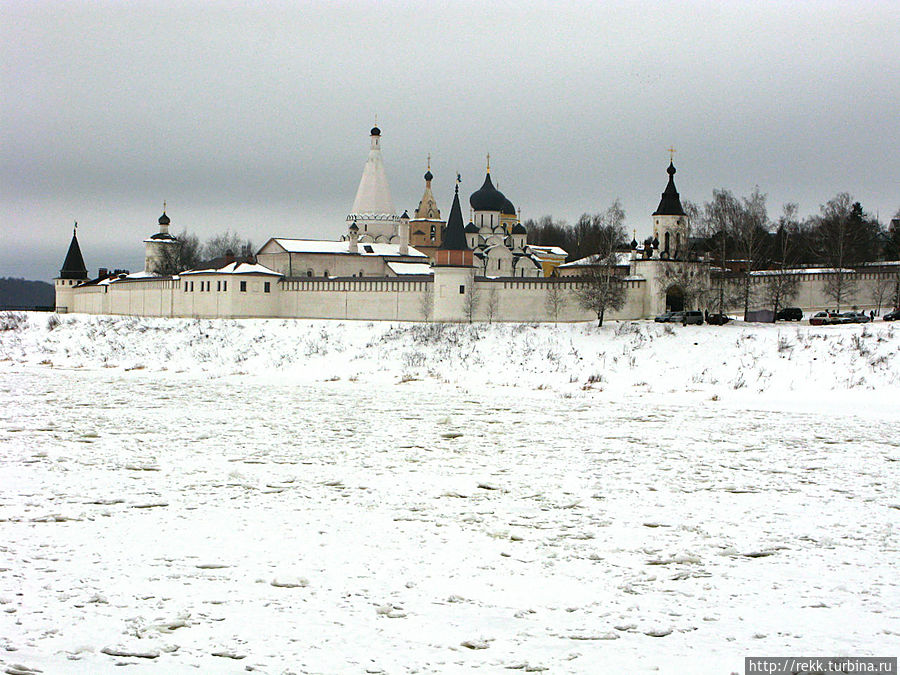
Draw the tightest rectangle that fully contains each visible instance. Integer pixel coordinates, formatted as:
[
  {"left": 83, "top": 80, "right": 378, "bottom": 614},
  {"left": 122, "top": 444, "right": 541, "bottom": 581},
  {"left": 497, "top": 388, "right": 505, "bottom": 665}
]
[{"left": 3, "top": 313, "right": 899, "bottom": 402}]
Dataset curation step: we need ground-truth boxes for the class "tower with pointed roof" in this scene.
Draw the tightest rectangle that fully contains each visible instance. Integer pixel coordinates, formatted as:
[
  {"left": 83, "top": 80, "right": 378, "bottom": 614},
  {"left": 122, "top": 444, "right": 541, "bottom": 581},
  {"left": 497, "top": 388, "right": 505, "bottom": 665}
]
[
  {"left": 55, "top": 223, "right": 88, "bottom": 312},
  {"left": 347, "top": 125, "right": 399, "bottom": 243},
  {"left": 652, "top": 160, "right": 689, "bottom": 260},
  {"left": 433, "top": 180, "right": 476, "bottom": 321}
]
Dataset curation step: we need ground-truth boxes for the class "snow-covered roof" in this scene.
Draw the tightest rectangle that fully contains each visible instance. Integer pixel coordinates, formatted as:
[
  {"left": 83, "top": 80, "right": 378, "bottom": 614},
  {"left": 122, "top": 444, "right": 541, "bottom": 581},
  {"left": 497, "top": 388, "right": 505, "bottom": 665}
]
[
  {"left": 181, "top": 262, "right": 281, "bottom": 277},
  {"left": 387, "top": 262, "right": 433, "bottom": 276},
  {"left": 528, "top": 245, "right": 568, "bottom": 258},
  {"left": 559, "top": 252, "right": 631, "bottom": 268},
  {"left": 268, "top": 238, "right": 427, "bottom": 258}
]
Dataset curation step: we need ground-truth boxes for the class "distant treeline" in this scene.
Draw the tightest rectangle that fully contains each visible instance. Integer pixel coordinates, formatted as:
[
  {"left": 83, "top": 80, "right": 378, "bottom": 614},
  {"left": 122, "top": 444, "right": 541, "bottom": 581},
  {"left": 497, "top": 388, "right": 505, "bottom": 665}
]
[
  {"left": 526, "top": 191, "right": 900, "bottom": 266},
  {"left": 0, "top": 277, "right": 55, "bottom": 310}
]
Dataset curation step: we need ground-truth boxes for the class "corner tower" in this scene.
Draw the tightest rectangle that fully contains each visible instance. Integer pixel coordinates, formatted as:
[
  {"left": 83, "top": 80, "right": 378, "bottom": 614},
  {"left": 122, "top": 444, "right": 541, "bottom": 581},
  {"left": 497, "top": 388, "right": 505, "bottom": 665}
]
[
  {"left": 55, "top": 223, "right": 88, "bottom": 312},
  {"left": 144, "top": 205, "right": 179, "bottom": 274},
  {"left": 347, "top": 125, "right": 398, "bottom": 243}
]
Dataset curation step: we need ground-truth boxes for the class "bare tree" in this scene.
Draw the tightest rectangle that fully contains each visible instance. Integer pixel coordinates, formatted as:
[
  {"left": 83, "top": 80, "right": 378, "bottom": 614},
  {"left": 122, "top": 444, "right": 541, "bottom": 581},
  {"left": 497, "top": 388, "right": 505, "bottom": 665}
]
[
  {"left": 544, "top": 281, "right": 567, "bottom": 323},
  {"left": 698, "top": 189, "right": 742, "bottom": 313},
  {"left": 814, "top": 193, "right": 859, "bottom": 311},
  {"left": 870, "top": 274, "right": 898, "bottom": 315},
  {"left": 419, "top": 285, "right": 434, "bottom": 321},
  {"left": 732, "top": 187, "right": 770, "bottom": 319},
  {"left": 152, "top": 230, "right": 202, "bottom": 275},
  {"left": 462, "top": 281, "right": 480, "bottom": 323},
  {"left": 573, "top": 253, "right": 626, "bottom": 326},
  {"left": 763, "top": 203, "right": 801, "bottom": 317},
  {"left": 205, "top": 230, "right": 254, "bottom": 259},
  {"left": 484, "top": 285, "right": 500, "bottom": 323}
]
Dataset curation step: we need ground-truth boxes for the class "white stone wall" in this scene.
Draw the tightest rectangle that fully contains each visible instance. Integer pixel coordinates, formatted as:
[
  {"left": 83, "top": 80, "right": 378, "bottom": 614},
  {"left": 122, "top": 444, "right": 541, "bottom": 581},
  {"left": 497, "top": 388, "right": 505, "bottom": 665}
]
[{"left": 57, "top": 266, "right": 900, "bottom": 322}]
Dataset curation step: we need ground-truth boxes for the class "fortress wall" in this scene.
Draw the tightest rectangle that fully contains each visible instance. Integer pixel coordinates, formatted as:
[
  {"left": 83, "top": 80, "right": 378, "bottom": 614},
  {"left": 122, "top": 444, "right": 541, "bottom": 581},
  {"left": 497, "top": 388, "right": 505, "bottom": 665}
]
[
  {"left": 471, "top": 278, "right": 647, "bottom": 323},
  {"left": 277, "top": 278, "right": 431, "bottom": 321},
  {"left": 59, "top": 267, "right": 899, "bottom": 322}
]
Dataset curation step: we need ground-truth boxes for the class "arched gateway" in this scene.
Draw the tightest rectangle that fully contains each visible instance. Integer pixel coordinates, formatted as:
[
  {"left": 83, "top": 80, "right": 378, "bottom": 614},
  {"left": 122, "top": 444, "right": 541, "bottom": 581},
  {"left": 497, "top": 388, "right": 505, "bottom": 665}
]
[{"left": 665, "top": 285, "right": 685, "bottom": 312}]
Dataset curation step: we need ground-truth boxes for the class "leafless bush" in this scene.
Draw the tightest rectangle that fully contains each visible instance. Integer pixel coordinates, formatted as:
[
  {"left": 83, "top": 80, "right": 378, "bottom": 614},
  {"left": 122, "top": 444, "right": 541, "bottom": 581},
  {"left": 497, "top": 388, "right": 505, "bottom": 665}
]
[
  {"left": 586, "top": 373, "right": 604, "bottom": 384},
  {"left": 614, "top": 322, "right": 642, "bottom": 337},
  {"left": 0, "top": 312, "right": 26, "bottom": 332},
  {"left": 850, "top": 333, "right": 870, "bottom": 357},
  {"left": 402, "top": 350, "right": 427, "bottom": 369},
  {"left": 47, "top": 314, "right": 61, "bottom": 331},
  {"left": 777, "top": 334, "right": 793, "bottom": 354}
]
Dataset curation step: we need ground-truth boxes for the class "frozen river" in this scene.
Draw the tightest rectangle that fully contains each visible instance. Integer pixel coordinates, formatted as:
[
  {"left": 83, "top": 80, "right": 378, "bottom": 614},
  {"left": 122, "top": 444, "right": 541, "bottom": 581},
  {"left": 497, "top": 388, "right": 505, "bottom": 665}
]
[{"left": 1, "top": 365, "right": 897, "bottom": 674}]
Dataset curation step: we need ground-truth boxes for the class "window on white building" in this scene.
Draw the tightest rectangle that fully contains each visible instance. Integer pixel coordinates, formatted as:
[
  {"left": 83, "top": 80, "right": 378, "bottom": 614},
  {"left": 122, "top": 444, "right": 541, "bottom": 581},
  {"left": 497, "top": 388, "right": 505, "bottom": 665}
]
[
  {"left": 264, "top": 282, "right": 271, "bottom": 293},
  {"left": 240, "top": 281, "right": 247, "bottom": 292}
]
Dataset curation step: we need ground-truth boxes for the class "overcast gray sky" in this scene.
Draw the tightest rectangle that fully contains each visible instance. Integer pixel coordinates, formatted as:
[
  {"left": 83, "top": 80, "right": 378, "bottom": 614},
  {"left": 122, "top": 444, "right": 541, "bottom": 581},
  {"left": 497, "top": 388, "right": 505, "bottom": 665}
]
[{"left": 3, "top": 0, "right": 899, "bottom": 281}]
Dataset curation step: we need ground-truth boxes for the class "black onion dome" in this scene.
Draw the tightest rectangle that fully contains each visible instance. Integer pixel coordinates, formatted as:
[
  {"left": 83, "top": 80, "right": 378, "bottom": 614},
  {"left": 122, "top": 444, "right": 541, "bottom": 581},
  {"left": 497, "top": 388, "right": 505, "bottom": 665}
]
[
  {"left": 158, "top": 211, "right": 170, "bottom": 225},
  {"left": 424, "top": 169, "right": 433, "bottom": 182},
  {"left": 469, "top": 172, "right": 507, "bottom": 212},
  {"left": 465, "top": 222, "right": 478, "bottom": 233},
  {"left": 631, "top": 237, "right": 639, "bottom": 249},
  {"left": 60, "top": 231, "right": 88, "bottom": 280},
  {"left": 512, "top": 223, "right": 527, "bottom": 234},
  {"left": 502, "top": 197, "right": 516, "bottom": 216},
  {"left": 440, "top": 186, "right": 469, "bottom": 251},
  {"left": 653, "top": 161, "right": 686, "bottom": 216},
  {"left": 370, "top": 126, "right": 381, "bottom": 136}
]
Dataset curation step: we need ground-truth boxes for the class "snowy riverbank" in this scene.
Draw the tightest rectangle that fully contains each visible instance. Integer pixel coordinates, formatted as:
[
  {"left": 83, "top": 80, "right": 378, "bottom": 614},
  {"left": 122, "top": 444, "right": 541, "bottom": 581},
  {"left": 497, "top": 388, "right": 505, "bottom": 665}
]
[{"left": 1, "top": 313, "right": 898, "bottom": 674}]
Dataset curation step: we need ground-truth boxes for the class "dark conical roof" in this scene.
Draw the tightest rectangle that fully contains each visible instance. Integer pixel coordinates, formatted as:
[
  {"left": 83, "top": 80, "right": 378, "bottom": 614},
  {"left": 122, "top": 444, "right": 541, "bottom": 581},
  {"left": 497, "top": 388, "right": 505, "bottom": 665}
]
[
  {"left": 60, "top": 229, "right": 88, "bottom": 280},
  {"left": 653, "top": 161, "right": 686, "bottom": 216},
  {"left": 470, "top": 172, "right": 507, "bottom": 212},
  {"left": 440, "top": 185, "right": 470, "bottom": 251}
]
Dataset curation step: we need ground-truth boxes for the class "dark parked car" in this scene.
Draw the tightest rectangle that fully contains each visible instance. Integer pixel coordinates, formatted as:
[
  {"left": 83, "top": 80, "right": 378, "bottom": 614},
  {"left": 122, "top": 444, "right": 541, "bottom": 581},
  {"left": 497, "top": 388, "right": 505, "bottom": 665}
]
[
  {"left": 706, "top": 313, "right": 731, "bottom": 325},
  {"left": 884, "top": 309, "right": 900, "bottom": 321},
  {"left": 654, "top": 311, "right": 702, "bottom": 324},
  {"left": 776, "top": 307, "right": 803, "bottom": 321}
]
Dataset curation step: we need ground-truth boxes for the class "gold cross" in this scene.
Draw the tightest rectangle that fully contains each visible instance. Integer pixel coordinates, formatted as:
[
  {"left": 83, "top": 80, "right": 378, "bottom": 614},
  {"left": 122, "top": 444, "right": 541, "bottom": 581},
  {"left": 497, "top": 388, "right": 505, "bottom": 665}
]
[
  {"left": 486, "top": 152, "right": 491, "bottom": 172},
  {"left": 427, "top": 153, "right": 431, "bottom": 170},
  {"left": 163, "top": 200, "right": 167, "bottom": 213},
  {"left": 667, "top": 147, "right": 676, "bottom": 162}
]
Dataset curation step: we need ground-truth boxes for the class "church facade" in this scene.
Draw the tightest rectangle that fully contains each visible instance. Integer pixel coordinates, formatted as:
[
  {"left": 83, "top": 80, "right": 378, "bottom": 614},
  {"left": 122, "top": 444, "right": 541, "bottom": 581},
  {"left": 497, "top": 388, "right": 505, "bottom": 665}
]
[{"left": 55, "top": 126, "right": 898, "bottom": 323}]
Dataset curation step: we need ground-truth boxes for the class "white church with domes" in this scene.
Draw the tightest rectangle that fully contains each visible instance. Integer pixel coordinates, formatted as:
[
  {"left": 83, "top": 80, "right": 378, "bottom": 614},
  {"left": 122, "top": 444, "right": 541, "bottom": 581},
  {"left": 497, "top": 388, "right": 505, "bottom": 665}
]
[{"left": 55, "top": 124, "right": 884, "bottom": 322}]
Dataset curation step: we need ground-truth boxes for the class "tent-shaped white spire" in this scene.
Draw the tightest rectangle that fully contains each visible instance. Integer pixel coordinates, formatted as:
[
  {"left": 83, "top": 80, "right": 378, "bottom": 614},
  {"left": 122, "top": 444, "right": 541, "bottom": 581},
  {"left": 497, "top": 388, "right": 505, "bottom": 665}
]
[{"left": 349, "top": 126, "right": 396, "bottom": 218}]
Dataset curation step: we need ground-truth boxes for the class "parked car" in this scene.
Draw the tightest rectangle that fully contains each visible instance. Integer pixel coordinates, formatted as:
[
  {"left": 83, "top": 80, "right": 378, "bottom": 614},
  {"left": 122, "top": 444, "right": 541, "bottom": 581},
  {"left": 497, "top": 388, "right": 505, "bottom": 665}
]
[
  {"left": 842, "top": 311, "right": 871, "bottom": 323},
  {"left": 655, "top": 311, "right": 680, "bottom": 323},
  {"left": 706, "top": 313, "right": 731, "bottom": 325},
  {"left": 682, "top": 311, "right": 703, "bottom": 325},
  {"left": 776, "top": 307, "right": 803, "bottom": 321},
  {"left": 884, "top": 309, "right": 900, "bottom": 321},
  {"left": 810, "top": 311, "right": 834, "bottom": 326}
]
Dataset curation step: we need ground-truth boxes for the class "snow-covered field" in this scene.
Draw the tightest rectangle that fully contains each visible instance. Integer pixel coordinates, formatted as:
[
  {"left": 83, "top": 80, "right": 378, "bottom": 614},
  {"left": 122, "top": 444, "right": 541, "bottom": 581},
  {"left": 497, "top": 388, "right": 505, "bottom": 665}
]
[{"left": 1, "top": 313, "right": 898, "bottom": 674}]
